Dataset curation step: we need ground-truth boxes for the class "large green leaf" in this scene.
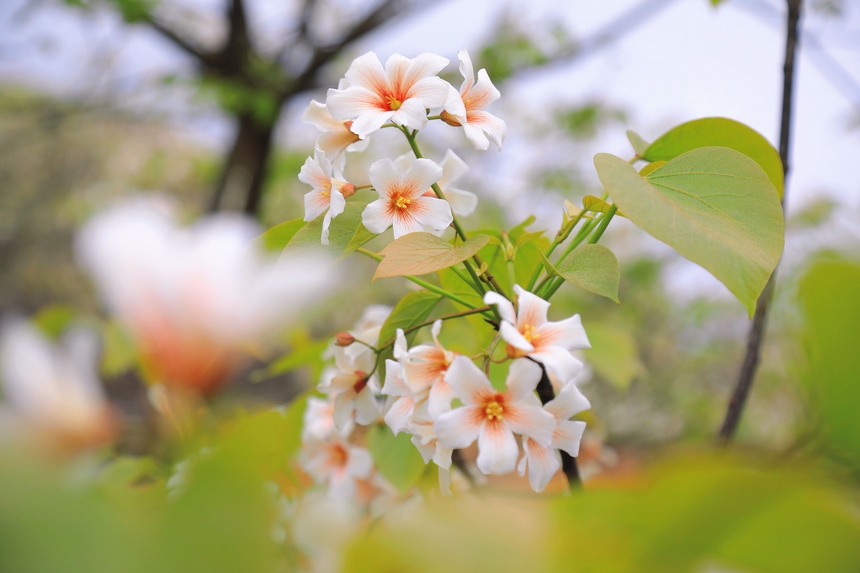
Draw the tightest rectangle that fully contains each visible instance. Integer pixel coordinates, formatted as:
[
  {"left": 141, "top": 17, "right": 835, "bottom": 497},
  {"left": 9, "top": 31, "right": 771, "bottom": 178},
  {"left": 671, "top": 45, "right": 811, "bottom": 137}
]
[
  {"left": 282, "top": 202, "right": 374, "bottom": 261},
  {"left": 374, "top": 233, "right": 490, "bottom": 280},
  {"left": 544, "top": 245, "right": 620, "bottom": 303},
  {"left": 367, "top": 424, "right": 427, "bottom": 493},
  {"left": 376, "top": 291, "right": 442, "bottom": 382},
  {"left": 642, "top": 117, "right": 784, "bottom": 199},
  {"left": 258, "top": 218, "right": 304, "bottom": 251},
  {"left": 594, "top": 148, "right": 784, "bottom": 316}
]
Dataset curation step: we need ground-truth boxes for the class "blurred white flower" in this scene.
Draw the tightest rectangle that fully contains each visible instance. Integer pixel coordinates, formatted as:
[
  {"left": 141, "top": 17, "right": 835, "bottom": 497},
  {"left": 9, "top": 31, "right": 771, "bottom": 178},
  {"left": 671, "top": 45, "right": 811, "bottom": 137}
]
[
  {"left": 342, "top": 304, "right": 391, "bottom": 363},
  {"left": 76, "top": 197, "right": 333, "bottom": 396},
  {"left": 442, "top": 49, "right": 507, "bottom": 151},
  {"left": 362, "top": 158, "right": 452, "bottom": 239},
  {"left": 303, "top": 395, "right": 354, "bottom": 442},
  {"left": 326, "top": 52, "right": 450, "bottom": 138},
  {"left": 0, "top": 319, "right": 116, "bottom": 451},
  {"left": 485, "top": 285, "right": 591, "bottom": 382},
  {"left": 300, "top": 98, "right": 369, "bottom": 170},
  {"left": 300, "top": 434, "right": 374, "bottom": 500},
  {"left": 317, "top": 347, "right": 380, "bottom": 431}
]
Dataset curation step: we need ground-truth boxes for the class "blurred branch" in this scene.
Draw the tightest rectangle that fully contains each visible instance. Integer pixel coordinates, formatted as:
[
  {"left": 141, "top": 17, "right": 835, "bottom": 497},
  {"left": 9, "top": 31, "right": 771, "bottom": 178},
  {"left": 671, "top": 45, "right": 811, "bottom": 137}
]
[
  {"left": 143, "top": 15, "right": 217, "bottom": 67},
  {"left": 719, "top": 0, "right": 801, "bottom": 443}
]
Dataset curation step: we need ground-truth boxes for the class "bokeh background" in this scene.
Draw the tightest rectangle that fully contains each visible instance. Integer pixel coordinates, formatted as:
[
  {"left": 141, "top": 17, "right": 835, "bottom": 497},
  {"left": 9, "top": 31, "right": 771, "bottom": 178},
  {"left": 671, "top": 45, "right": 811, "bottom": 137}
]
[{"left": 1, "top": 1, "right": 860, "bottom": 570}]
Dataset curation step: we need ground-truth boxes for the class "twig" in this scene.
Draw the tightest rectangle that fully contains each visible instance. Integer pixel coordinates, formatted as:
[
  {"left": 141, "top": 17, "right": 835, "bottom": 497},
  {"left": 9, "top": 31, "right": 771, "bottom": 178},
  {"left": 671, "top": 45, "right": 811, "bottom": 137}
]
[{"left": 719, "top": 0, "right": 800, "bottom": 443}]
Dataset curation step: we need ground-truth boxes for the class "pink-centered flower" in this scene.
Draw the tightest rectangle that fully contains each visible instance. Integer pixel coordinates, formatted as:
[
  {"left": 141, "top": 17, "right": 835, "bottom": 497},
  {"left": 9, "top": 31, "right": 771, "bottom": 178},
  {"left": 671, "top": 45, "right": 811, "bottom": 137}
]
[
  {"left": 326, "top": 52, "right": 451, "bottom": 138},
  {"left": 485, "top": 285, "right": 591, "bottom": 382},
  {"left": 300, "top": 434, "right": 374, "bottom": 500},
  {"left": 518, "top": 381, "right": 590, "bottom": 493},
  {"left": 434, "top": 357, "right": 554, "bottom": 476},
  {"left": 394, "top": 320, "right": 456, "bottom": 419},
  {"left": 442, "top": 49, "right": 507, "bottom": 151},
  {"left": 362, "top": 158, "right": 453, "bottom": 239},
  {"left": 318, "top": 346, "right": 380, "bottom": 431},
  {"left": 300, "top": 98, "right": 369, "bottom": 170},
  {"left": 395, "top": 150, "right": 478, "bottom": 217},
  {"left": 299, "top": 149, "right": 355, "bottom": 245}
]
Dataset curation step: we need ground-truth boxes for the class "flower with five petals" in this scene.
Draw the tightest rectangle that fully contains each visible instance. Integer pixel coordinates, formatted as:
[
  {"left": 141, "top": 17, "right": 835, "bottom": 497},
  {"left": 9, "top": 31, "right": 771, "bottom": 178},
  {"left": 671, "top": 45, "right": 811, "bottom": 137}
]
[{"left": 442, "top": 49, "right": 507, "bottom": 151}]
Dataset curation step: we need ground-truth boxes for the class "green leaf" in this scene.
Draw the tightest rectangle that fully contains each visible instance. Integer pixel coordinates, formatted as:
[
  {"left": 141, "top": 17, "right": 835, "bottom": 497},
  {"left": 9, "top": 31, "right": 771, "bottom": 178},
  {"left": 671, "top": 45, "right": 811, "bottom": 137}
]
[
  {"left": 367, "top": 424, "right": 427, "bottom": 493},
  {"left": 257, "top": 218, "right": 304, "bottom": 251},
  {"left": 626, "top": 129, "right": 651, "bottom": 156},
  {"left": 374, "top": 233, "right": 490, "bottom": 280},
  {"left": 283, "top": 202, "right": 374, "bottom": 261},
  {"left": 582, "top": 195, "right": 626, "bottom": 218},
  {"left": 642, "top": 117, "right": 784, "bottom": 199},
  {"left": 585, "top": 322, "right": 645, "bottom": 389},
  {"left": 547, "top": 244, "right": 621, "bottom": 303},
  {"left": 32, "top": 305, "right": 76, "bottom": 339},
  {"left": 799, "top": 258, "right": 860, "bottom": 468},
  {"left": 376, "top": 291, "right": 442, "bottom": 382},
  {"left": 101, "top": 320, "right": 137, "bottom": 377},
  {"left": 638, "top": 160, "right": 666, "bottom": 177},
  {"left": 594, "top": 148, "right": 784, "bottom": 316}
]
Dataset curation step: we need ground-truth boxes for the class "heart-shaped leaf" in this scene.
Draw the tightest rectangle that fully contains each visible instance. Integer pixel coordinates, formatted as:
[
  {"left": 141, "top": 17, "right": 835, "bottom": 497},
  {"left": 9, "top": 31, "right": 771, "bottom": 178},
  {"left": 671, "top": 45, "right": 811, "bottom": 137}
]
[
  {"left": 542, "top": 244, "right": 620, "bottom": 303},
  {"left": 642, "top": 117, "right": 784, "bottom": 198},
  {"left": 258, "top": 218, "right": 304, "bottom": 251},
  {"left": 282, "top": 202, "right": 374, "bottom": 261},
  {"left": 374, "top": 233, "right": 490, "bottom": 280},
  {"left": 594, "top": 148, "right": 784, "bottom": 316}
]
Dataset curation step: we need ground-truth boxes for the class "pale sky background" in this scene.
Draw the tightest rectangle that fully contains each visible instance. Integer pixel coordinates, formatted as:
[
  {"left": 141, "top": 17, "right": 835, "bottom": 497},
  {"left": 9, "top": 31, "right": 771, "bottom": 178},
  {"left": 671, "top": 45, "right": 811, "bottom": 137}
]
[{"left": 1, "top": 0, "right": 858, "bottom": 302}]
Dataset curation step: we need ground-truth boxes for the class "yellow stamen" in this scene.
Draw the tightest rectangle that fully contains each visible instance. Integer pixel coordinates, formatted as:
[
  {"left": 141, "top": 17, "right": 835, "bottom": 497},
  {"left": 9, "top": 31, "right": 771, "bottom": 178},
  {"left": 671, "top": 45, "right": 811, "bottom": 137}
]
[
  {"left": 394, "top": 195, "right": 411, "bottom": 209},
  {"left": 521, "top": 324, "right": 538, "bottom": 343},
  {"left": 320, "top": 190, "right": 330, "bottom": 198},
  {"left": 485, "top": 400, "right": 504, "bottom": 421},
  {"left": 388, "top": 97, "right": 402, "bottom": 111}
]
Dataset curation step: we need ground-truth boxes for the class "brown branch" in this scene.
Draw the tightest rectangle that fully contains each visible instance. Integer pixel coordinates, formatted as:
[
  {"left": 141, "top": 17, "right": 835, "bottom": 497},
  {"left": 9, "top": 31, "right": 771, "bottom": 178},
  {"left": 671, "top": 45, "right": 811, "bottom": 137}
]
[
  {"left": 719, "top": 0, "right": 801, "bottom": 443},
  {"left": 144, "top": 16, "right": 217, "bottom": 67}
]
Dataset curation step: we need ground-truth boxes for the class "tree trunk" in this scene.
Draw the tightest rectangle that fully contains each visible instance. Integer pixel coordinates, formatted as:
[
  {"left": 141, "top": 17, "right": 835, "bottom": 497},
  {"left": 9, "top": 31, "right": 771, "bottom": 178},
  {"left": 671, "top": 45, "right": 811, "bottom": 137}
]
[{"left": 208, "top": 112, "right": 277, "bottom": 216}]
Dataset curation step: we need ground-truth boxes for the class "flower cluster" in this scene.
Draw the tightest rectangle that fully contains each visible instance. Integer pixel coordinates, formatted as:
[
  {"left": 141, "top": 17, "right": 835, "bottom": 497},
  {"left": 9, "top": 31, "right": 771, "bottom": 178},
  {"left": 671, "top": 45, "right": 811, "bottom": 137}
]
[{"left": 299, "top": 50, "right": 505, "bottom": 244}]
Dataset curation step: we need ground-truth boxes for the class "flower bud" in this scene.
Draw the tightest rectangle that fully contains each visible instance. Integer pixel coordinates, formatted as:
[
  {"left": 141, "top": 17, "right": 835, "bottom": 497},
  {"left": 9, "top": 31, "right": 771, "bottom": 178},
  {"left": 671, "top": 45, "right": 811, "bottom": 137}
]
[
  {"left": 440, "top": 110, "right": 462, "bottom": 127},
  {"left": 339, "top": 183, "right": 357, "bottom": 198},
  {"left": 334, "top": 332, "right": 355, "bottom": 347}
]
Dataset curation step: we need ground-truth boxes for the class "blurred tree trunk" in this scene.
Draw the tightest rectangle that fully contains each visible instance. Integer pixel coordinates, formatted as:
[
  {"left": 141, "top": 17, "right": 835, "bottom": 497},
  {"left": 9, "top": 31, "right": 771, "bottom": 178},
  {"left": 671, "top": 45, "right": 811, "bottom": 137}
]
[{"left": 209, "top": 112, "right": 277, "bottom": 214}]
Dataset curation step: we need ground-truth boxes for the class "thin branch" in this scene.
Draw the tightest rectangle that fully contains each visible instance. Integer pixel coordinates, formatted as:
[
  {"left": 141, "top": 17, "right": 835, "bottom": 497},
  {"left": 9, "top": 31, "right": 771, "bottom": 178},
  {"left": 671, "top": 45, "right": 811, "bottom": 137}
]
[
  {"left": 719, "top": 0, "right": 801, "bottom": 443},
  {"left": 143, "top": 16, "right": 217, "bottom": 66}
]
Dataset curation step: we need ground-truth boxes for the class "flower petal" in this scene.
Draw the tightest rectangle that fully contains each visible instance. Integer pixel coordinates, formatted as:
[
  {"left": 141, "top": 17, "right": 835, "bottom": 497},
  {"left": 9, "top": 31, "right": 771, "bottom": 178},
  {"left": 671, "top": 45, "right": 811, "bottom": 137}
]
[
  {"left": 445, "top": 187, "right": 478, "bottom": 217},
  {"left": 349, "top": 108, "right": 394, "bottom": 139},
  {"left": 411, "top": 433, "right": 436, "bottom": 463},
  {"left": 404, "top": 53, "right": 449, "bottom": 94},
  {"left": 361, "top": 199, "right": 392, "bottom": 235},
  {"left": 434, "top": 406, "right": 482, "bottom": 449},
  {"left": 333, "top": 392, "right": 355, "bottom": 432},
  {"left": 369, "top": 158, "right": 401, "bottom": 198},
  {"left": 465, "top": 68, "right": 501, "bottom": 110},
  {"left": 457, "top": 49, "right": 476, "bottom": 95},
  {"left": 301, "top": 100, "right": 342, "bottom": 131},
  {"left": 536, "top": 314, "right": 591, "bottom": 351},
  {"left": 390, "top": 97, "right": 429, "bottom": 131},
  {"left": 298, "top": 154, "right": 332, "bottom": 191},
  {"left": 522, "top": 438, "right": 561, "bottom": 493},
  {"left": 504, "top": 358, "right": 543, "bottom": 401},
  {"left": 411, "top": 196, "right": 453, "bottom": 232},
  {"left": 381, "top": 360, "right": 408, "bottom": 396},
  {"left": 303, "top": 190, "right": 330, "bottom": 223},
  {"left": 462, "top": 123, "right": 490, "bottom": 151},
  {"left": 501, "top": 321, "right": 535, "bottom": 352},
  {"left": 404, "top": 75, "right": 450, "bottom": 109},
  {"left": 466, "top": 110, "right": 506, "bottom": 150},
  {"left": 444, "top": 355, "right": 493, "bottom": 405},
  {"left": 403, "top": 158, "right": 443, "bottom": 198},
  {"left": 514, "top": 285, "right": 549, "bottom": 330},
  {"left": 476, "top": 422, "right": 518, "bottom": 475},
  {"left": 326, "top": 86, "right": 383, "bottom": 120},
  {"left": 383, "top": 395, "right": 414, "bottom": 435},
  {"left": 439, "top": 149, "right": 469, "bottom": 186},
  {"left": 553, "top": 420, "right": 586, "bottom": 456},
  {"left": 344, "top": 51, "right": 389, "bottom": 94},
  {"left": 354, "top": 387, "right": 380, "bottom": 425},
  {"left": 545, "top": 381, "right": 591, "bottom": 421},
  {"left": 504, "top": 403, "right": 555, "bottom": 447},
  {"left": 427, "top": 378, "right": 455, "bottom": 419},
  {"left": 529, "top": 345, "right": 583, "bottom": 382},
  {"left": 484, "top": 292, "right": 516, "bottom": 324}
]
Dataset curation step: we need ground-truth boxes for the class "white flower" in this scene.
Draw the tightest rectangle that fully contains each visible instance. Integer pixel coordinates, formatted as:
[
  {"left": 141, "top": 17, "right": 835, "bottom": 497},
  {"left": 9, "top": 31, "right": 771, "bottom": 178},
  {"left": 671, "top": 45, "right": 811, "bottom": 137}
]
[
  {"left": 394, "top": 321, "right": 456, "bottom": 419},
  {"left": 434, "top": 357, "right": 554, "bottom": 476},
  {"left": 300, "top": 434, "right": 374, "bottom": 500},
  {"left": 442, "top": 49, "right": 507, "bottom": 151},
  {"left": 361, "top": 158, "right": 452, "bottom": 239},
  {"left": 380, "top": 359, "right": 415, "bottom": 435},
  {"left": 318, "top": 346, "right": 380, "bottom": 431},
  {"left": 303, "top": 395, "right": 354, "bottom": 441},
  {"left": 300, "top": 98, "right": 369, "bottom": 169},
  {"left": 395, "top": 150, "right": 477, "bottom": 217},
  {"left": 485, "top": 285, "right": 591, "bottom": 382},
  {"left": 342, "top": 304, "right": 391, "bottom": 363},
  {"left": 76, "top": 197, "right": 333, "bottom": 395},
  {"left": 0, "top": 319, "right": 115, "bottom": 450},
  {"left": 298, "top": 149, "right": 354, "bottom": 245},
  {"left": 518, "top": 382, "right": 590, "bottom": 493},
  {"left": 326, "top": 52, "right": 450, "bottom": 138},
  {"left": 409, "top": 416, "right": 454, "bottom": 495}
]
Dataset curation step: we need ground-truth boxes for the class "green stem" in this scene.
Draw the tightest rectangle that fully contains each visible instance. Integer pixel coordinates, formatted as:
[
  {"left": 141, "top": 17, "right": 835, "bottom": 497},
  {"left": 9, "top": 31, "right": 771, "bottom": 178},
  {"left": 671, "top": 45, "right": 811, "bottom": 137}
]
[
  {"left": 587, "top": 204, "right": 618, "bottom": 245},
  {"left": 356, "top": 248, "right": 481, "bottom": 310},
  {"left": 399, "top": 126, "right": 507, "bottom": 297},
  {"left": 449, "top": 265, "right": 484, "bottom": 298}
]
